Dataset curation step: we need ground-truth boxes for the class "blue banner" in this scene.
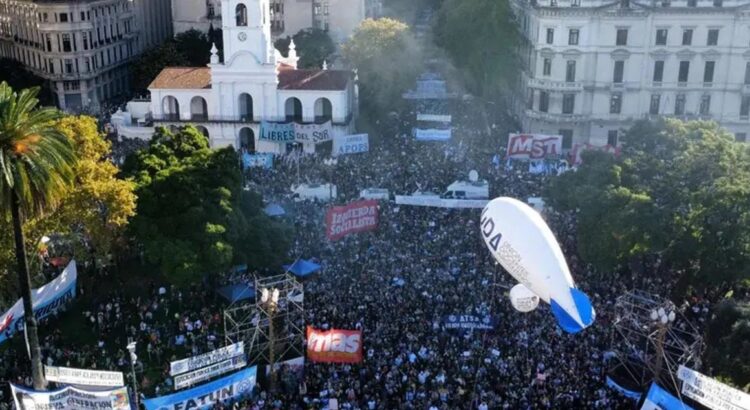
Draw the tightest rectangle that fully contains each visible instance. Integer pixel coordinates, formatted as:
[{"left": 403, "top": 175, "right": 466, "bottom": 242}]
[
  {"left": 333, "top": 134, "right": 369, "bottom": 156},
  {"left": 415, "top": 128, "right": 451, "bottom": 141},
  {"left": 259, "top": 121, "right": 296, "bottom": 143},
  {"left": 605, "top": 376, "right": 642, "bottom": 400},
  {"left": 0, "top": 261, "right": 78, "bottom": 345},
  {"left": 242, "top": 153, "right": 273, "bottom": 169},
  {"left": 442, "top": 314, "right": 494, "bottom": 331},
  {"left": 143, "top": 367, "right": 256, "bottom": 410},
  {"left": 643, "top": 383, "right": 694, "bottom": 410}
]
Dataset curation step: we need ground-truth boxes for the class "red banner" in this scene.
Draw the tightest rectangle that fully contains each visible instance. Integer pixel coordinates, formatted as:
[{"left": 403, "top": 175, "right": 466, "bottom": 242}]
[
  {"left": 306, "top": 327, "right": 363, "bottom": 363},
  {"left": 506, "top": 133, "right": 563, "bottom": 160},
  {"left": 325, "top": 200, "right": 378, "bottom": 241},
  {"left": 570, "top": 143, "right": 621, "bottom": 166}
]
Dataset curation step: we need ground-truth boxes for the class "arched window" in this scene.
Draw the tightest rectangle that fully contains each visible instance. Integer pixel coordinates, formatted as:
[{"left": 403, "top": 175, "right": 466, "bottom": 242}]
[
  {"left": 190, "top": 96, "right": 208, "bottom": 121},
  {"left": 314, "top": 97, "right": 332, "bottom": 123},
  {"left": 162, "top": 96, "right": 180, "bottom": 121},
  {"left": 239, "top": 127, "right": 255, "bottom": 151},
  {"left": 235, "top": 3, "right": 247, "bottom": 26},
  {"left": 195, "top": 125, "right": 210, "bottom": 139},
  {"left": 285, "top": 97, "right": 302, "bottom": 122},
  {"left": 238, "top": 93, "right": 253, "bottom": 121}
]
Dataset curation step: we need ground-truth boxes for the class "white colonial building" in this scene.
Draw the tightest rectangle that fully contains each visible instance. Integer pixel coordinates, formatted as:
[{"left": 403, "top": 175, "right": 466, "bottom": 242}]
[
  {"left": 514, "top": 0, "right": 750, "bottom": 146},
  {"left": 114, "top": 0, "right": 357, "bottom": 153},
  {"left": 0, "top": 0, "right": 172, "bottom": 110}
]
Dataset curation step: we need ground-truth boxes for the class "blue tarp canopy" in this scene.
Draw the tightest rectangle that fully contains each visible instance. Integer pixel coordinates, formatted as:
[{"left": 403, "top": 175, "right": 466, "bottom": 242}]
[
  {"left": 263, "top": 203, "right": 286, "bottom": 217},
  {"left": 283, "top": 259, "right": 321, "bottom": 277},
  {"left": 217, "top": 284, "right": 254, "bottom": 303}
]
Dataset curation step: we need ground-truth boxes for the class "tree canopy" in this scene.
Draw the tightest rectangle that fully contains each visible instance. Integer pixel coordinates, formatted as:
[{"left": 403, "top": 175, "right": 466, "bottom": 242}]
[
  {"left": 123, "top": 126, "right": 290, "bottom": 284},
  {"left": 705, "top": 298, "right": 750, "bottom": 390},
  {"left": 544, "top": 119, "right": 750, "bottom": 289},
  {"left": 0, "top": 115, "right": 136, "bottom": 300},
  {"left": 275, "top": 28, "right": 335, "bottom": 69},
  {"left": 0, "top": 59, "right": 54, "bottom": 106},
  {"left": 342, "top": 18, "right": 424, "bottom": 122}
]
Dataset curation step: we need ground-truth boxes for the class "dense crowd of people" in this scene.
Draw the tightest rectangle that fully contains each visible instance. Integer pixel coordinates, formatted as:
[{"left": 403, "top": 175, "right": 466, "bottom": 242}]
[{"left": 0, "top": 96, "right": 717, "bottom": 410}]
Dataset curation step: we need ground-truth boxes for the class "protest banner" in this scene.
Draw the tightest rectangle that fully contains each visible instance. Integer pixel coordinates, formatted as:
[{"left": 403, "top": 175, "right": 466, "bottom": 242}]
[
  {"left": 143, "top": 367, "right": 257, "bottom": 410},
  {"left": 417, "top": 114, "right": 452, "bottom": 123},
  {"left": 173, "top": 354, "right": 247, "bottom": 390},
  {"left": 44, "top": 365, "right": 124, "bottom": 387},
  {"left": 242, "top": 152, "right": 274, "bottom": 169},
  {"left": 325, "top": 200, "right": 378, "bottom": 241},
  {"left": 394, "top": 195, "right": 488, "bottom": 209},
  {"left": 677, "top": 365, "right": 749, "bottom": 410},
  {"left": 506, "top": 134, "right": 563, "bottom": 160},
  {"left": 294, "top": 122, "right": 332, "bottom": 144},
  {"left": 569, "top": 143, "right": 621, "bottom": 166},
  {"left": 10, "top": 383, "right": 132, "bottom": 410},
  {"left": 0, "top": 260, "right": 77, "bottom": 345},
  {"left": 333, "top": 134, "right": 369, "bottom": 156},
  {"left": 259, "top": 121, "right": 296, "bottom": 143},
  {"left": 306, "top": 327, "right": 363, "bottom": 363},
  {"left": 442, "top": 314, "right": 495, "bottom": 331},
  {"left": 415, "top": 128, "right": 451, "bottom": 141},
  {"left": 170, "top": 342, "right": 244, "bottom": 376}
]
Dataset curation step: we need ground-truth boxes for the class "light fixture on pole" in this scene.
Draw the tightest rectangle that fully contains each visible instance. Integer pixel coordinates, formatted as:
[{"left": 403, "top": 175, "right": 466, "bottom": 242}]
[
  {"left": 126, "top": 341, "right": 139, "bottom": 408},
  {"left": 261, "top": 287, "right": 280, "bottom": 392},
  {"left": 323, "top": 157, "right": 338, "bottom": 202}
]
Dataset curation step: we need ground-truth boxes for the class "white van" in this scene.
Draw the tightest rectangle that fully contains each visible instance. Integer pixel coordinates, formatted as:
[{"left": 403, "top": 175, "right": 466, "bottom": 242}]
[
  {"left": 360, "top": 188, "right": 390, "bottom": 200},
  {"left": 291, "top": 183, "right": 337, "bottom": 202},
  {"left": 443, "top": 180, "right": 489, "bottom": 200}
]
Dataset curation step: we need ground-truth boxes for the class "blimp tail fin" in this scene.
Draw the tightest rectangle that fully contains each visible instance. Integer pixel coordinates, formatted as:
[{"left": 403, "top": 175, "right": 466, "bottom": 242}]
[{"left": 551, "top": 288, "right": 595, "bottom": 334}]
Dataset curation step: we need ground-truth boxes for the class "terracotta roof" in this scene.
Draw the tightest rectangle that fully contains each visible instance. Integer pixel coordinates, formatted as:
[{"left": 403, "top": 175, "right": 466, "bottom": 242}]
[
  {"left": 277, "top": 69, "right": 350, "bottom": 91},
  {"left": 149, "top": 67, "right": 211, "bottom": 90}
]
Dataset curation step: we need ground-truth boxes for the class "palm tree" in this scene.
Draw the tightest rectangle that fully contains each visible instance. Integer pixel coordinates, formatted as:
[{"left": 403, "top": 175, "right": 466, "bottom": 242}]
[{"left": 0, "top": 82, "right": 76, "bottom": 389}]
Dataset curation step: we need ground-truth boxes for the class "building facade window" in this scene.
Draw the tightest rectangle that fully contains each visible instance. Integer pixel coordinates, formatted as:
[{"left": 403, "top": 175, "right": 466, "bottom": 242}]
[
  {"left": 678, "top": 61, "right": 690, "bottom": 83},
  {"left": 682, "top": 29, "right": 693, "bottom": 45},
  {"left": 740, "top": 96, "right": 750, "bottom": 118},
  {"left": 687, "top": 0, "right": 696, "bottom": 6},
  {"left": 675, "top": 94, "right": 686, "bottom": 115},
  {"left": 59, "top": 13, "right": 68, "bottom": 22},
  {"left": 610, "top": 92, "right": 622, "bottom": 114},
  {"left": 656, "top": 29, "right": 668, "bottom": 45},
  {"left": 607, "top": 130, "right": 619, "bottom": 146},
  {"left": 568, "top": 29, "right": 579, "bottom": 45},
  {"left": 562, "top": 93, "right": 575, "bottom": 114},
  {"left": 616, "top": 28, "right": 628, "bottom": 45},
  {"left": 745, "top": 62, "right": 750, "bottom": 84},
  {"left": 559, "top": 129, "right": 573, "bottom": 149},
  {"left": 707, "top": 29, "right": 719, "bottom": 46},
  {"left": 62, "top": 34, "right": 71, "bottom": 52},
  {"left": 613, "top": 60, "right": 624, "bottom": 83},
  {"left": 703, "top": 61, "right": 715, "bottom": 83},
  {"left": 650, "top": 94, "right": 661, "bottom": 114},
  {"left": 566, "top": 60, "right": 576, "bottom": 82},
  {"left": 699, "top": 95, "right": 711, "bottom": 115},
  {"left": 653, "top": 60, "right": 664, "bottom": 82},
  {"left": 539, "top": 91, "right": 549, "bottom": 112},
  {"left": 543, "top": 58, "right": 551, "bottom": 76},
  {"left": 736, "top": 133, "right": 747, "bottom": 142},
  {"left": 546, "top": 28, "right": 554, "bottom": 44}
]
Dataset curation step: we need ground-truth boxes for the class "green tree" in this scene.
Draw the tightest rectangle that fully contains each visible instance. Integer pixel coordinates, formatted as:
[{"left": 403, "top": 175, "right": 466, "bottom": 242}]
[
  {"left": 0, "top": 83, "right": 77, "bottom": 389},
  {"left": 0, "top": 116, "right": 136, "bottom": 298},
  {"left": 275, "top": 28, "right": 335, "bottom": 69},
  {"left": 174, "top": 29, "right": 213, "bottom": 66},
  {"left": 130, "top": 42, "right": 188, "bottom": 95},
  {"left": 434, "top": 0, "right": 519, "bottom": 98},
  {"left": 0, "top": 59, "right": 54, "bottom": 106},
  {"left": 544, "top": 119, "right": 750, "bottom": 288},
  {"left": 123, "top": 126, "right": 290, "bottom": 284},
  {"left": 705, "top": 299, "right": 750, "bottom": 390},
  {"left": 342, "top": 18, "right": 424, "bottom": 121}
]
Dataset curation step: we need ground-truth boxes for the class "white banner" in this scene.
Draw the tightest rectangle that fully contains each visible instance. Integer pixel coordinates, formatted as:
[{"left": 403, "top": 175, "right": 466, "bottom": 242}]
[
  {"left": 415, "top": 128, "right": 451, "bottom": 141},
  {"left": 45, "top": 365, "right": 124, "bottom": 387},
  {"left": 0, "top": 261, "right": 78, "bottom": 345},
  {"left": 678, "top": 365, "right": 750, "bottom": 410},
  {"left": 294, "top": 122, "right": 332, "bottom": 144},
  {"left": 10, "top": 383, "right": 131, "bottom": 410},
  {"left": 173, "top": 355, "right": 247, "bottom": 390},
  {"left": 333, "top": 133, "right": 369, "bottom": 156},
  {"left": 395, "top": 195, "right": 488, "bottom": 209},
  {"left": 417, "top": 113, "right": 452, "bottom": 123},
  {"left": 169, "top": 342, "right": 244, "bottom": 376}
]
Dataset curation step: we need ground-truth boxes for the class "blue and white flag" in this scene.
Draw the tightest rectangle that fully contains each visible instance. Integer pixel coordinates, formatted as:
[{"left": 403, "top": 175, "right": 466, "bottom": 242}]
[
  {"left": 242, "top": 153, "right": 273, "bottom": 169},
  {"left": 415, "top": 128, "right": 451, "bottom": 141},
  {"left": 442, "top": 314, "right": 494, "bottom": 331},
  {"left": 143, "top": 367, "right": 257, "bottom": 410},
  {"left": 0, "top": 261, "right": 77, "bottom": 345},
  {"left": 333, "top": 134, "right": 369, "bottom": 156}
]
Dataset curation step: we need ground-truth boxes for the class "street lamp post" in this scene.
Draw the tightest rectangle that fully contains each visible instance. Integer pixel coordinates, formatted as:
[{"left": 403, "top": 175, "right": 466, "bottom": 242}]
[
  {"left": 261, "top": 288, "right": 280, "bottom": 393},
  {"left": 650, "top": 307, "right": 676, "bottom": 384},
  {"left": 323, "top": 158, "right": 338, "bottom": 202},
  {"left": 126, "top": 341, "right": 139, "bottom": 408}
]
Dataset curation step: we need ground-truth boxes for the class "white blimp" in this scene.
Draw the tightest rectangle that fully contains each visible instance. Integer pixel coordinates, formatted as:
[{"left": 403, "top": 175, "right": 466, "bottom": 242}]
[{"left": 481, "top": 197, "right": 595, "bottom": 333}]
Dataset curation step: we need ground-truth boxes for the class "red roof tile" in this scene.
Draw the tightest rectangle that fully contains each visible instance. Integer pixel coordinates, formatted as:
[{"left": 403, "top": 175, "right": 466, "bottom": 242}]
[
  {"left": 149, "top": 67, "right": 211, "bottom": 89},
  {"left": 277, "top": 69, "right": 350, "bottom": 91}
]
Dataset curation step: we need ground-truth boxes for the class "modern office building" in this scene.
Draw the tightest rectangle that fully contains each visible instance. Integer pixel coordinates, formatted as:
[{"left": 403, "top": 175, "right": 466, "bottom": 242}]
[
  {"left": 173, "top": 0, "right": 382, "bottom": 44},
  {"left": 514, "top": 0, "right": 750, "bottom": 146},
  {"left": 0, "top": 0, "right": 172, "bottom": 110}
]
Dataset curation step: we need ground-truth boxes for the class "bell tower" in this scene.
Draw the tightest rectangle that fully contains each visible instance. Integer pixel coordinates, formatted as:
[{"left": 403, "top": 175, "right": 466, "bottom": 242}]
[{"left": 221, "top": 0, "right": 273, "bottom": 65}]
